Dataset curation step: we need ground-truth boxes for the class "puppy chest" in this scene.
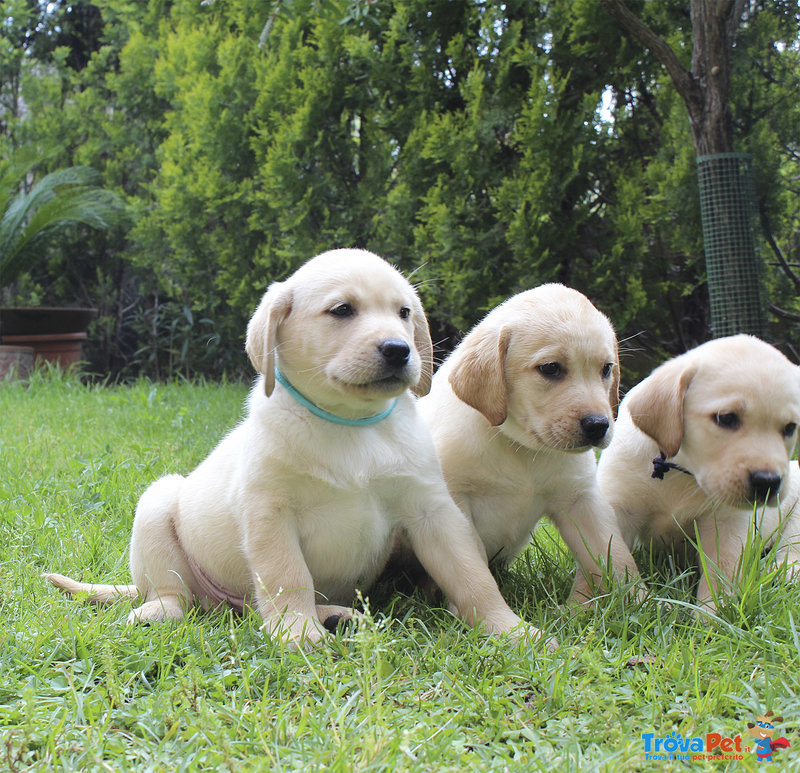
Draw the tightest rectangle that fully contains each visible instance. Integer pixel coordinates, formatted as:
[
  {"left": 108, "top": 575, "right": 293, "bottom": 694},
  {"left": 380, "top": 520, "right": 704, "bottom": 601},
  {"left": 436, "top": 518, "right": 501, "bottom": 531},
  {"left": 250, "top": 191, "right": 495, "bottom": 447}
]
[{"left": 294, "top": 489, "right": 395, "bottom": 585}]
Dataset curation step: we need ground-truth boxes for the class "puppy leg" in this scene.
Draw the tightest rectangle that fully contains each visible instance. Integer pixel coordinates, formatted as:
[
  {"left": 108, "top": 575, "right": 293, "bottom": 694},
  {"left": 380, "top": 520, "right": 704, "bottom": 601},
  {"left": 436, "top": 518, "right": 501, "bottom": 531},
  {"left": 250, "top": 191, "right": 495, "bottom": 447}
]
[
  {"left": 407, "top": 488, "right": 554, "bottom": 648},
  {"left": 245, "top": 509, "right": 326, "bottom": 649},
  {"left": 128, "top": 475, "right": 198, "bottom": 624},
  {"left": 550, "top": 493, "right": 642, "bottom": 606},
  {"left": 774, "top": 517, "right": 800, "bottom": 577},
  {"left": 694, "top": 512, "right": 752, "bottom": 610}
]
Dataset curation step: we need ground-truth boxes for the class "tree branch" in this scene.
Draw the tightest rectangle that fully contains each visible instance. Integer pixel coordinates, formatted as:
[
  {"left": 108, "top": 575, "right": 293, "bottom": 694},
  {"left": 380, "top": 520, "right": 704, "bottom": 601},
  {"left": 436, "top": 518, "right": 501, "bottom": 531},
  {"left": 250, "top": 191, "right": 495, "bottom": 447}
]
[
  {"left": 600, "top": 0, "right": 701, "bottom": 109},
  {"left": 764, "top": 225, "right": 800, "bottom": 294},
  {"left": 723, "top": 0, "right": 748, "bottom": 45},
  {"left": 769, "top": 303, "right": 800, "bottom": 324}
]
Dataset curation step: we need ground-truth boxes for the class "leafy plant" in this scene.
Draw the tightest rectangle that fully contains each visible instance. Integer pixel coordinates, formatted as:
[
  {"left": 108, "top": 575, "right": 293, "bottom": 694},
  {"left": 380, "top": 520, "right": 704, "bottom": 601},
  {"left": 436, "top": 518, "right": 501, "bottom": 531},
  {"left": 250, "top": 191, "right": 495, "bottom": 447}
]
[{"left": 0, "top": 152, "right": 125, "bottom": 288}]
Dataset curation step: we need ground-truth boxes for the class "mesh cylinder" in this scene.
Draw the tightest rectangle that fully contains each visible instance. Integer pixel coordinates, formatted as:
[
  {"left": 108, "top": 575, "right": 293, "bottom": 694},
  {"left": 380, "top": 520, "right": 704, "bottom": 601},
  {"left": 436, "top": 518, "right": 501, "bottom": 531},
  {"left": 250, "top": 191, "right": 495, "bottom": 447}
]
[{"left": 696, "top": 152, "right": 767, "bottom": 339}]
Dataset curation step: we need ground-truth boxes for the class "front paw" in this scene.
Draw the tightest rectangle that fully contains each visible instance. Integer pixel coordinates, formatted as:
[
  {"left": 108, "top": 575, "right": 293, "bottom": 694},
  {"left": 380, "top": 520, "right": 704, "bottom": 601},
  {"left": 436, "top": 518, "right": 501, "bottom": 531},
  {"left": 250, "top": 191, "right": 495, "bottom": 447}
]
[
  {"left": 508, "top": 622, "right": 558, "bottom": 652},
  {"left": 263, "top": 612, "right": 327, "bottom": 651},
  {"left": 315, "top": 603, "right": 355, "bottom": 632},
  {"left": 482, "top": 610, "right": 558, "bottom": 651}
]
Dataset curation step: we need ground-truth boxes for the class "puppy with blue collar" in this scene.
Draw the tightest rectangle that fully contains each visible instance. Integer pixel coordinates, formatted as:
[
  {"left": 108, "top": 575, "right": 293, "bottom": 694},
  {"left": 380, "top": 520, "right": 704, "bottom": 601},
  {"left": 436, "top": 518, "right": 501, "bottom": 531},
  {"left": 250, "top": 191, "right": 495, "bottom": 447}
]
[{"left": 47, "top": 249, "right": 546, "bottom": 649}]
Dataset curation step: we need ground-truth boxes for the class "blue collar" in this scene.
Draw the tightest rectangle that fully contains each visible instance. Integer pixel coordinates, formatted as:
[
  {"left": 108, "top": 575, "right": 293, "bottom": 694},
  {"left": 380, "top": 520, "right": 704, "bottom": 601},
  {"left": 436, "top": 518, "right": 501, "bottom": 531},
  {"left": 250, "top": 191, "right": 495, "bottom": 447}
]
[{"left": 274, "top": 368, "right": 398, "bottom": 427}]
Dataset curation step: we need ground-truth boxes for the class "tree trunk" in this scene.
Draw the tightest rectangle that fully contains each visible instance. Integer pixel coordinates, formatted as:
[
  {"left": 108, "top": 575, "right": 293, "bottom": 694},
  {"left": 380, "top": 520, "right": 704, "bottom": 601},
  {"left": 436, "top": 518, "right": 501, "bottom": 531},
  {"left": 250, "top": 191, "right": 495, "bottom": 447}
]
[
  {"left": 687, "top": 0, "right": 735, "bottom": 156},
  {"left": 601, "top": 0, "right": 766, "bottom": 339}
]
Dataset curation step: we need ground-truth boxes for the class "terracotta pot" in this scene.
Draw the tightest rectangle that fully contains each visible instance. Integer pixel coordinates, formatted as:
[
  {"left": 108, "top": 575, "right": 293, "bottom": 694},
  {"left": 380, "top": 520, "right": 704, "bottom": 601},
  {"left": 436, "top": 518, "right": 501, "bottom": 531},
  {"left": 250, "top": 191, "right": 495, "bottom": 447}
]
[
  {"left": 0, "top": 307, "right": 97, "bottom": 370},
  {"left": 0, "top": 307, "right": 97, "bottom": 335},
  {"left": 2, "top": 332, "right": 87, "bottom": 369},
  {"left": 0, "top": 344, "right": 35, "bottom": 380}
]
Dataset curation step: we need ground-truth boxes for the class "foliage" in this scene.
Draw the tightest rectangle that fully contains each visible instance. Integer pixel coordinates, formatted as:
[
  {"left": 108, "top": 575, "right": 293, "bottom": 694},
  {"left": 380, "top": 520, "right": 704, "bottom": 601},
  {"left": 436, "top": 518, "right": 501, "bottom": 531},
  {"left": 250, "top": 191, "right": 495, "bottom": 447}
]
[
  {"left": 2, "top": 0, "right": 799, "bottom": 380},
  {"left": 0, "top": 152, "right": 125, "bottom": 287},
  {"left": 2, "top": 375, "right": 799, "bottom": 769}
]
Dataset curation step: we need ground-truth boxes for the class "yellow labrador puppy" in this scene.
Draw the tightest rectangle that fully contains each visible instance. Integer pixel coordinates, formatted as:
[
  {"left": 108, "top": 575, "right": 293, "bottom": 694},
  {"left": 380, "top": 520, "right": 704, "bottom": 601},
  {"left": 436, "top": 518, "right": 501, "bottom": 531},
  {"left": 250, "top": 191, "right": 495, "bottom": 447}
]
[
  {"left": 597, "top": 335, "right": 800, "bottom": 609},
  {"left": 417, "top": 284, "right": 640, "bottom": 604},
  {"left": 47, "top": 249, "right": 542, "bottom": 649}
]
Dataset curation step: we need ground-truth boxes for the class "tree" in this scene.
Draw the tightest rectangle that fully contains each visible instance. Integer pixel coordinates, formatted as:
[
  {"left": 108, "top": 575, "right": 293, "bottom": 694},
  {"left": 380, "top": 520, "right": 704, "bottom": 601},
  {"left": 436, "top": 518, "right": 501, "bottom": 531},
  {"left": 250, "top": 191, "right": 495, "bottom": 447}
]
[
  {"left": 600, "top": 0, "right": 770, "bottom": 338},
  {"left": 6, "top": 0, "right": 799, "bottom": 379}
]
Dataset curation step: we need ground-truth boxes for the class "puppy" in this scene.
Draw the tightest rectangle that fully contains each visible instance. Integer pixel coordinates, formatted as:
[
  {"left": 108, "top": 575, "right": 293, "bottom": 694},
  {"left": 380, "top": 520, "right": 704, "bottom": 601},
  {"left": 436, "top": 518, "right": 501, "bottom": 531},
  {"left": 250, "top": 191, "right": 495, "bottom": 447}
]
[
  {"left": 416, "top": 284, "right": 640, "bottom": 605},
  {"left": 47, "top": 249, "right": 543, "bottom": 648},
  {"left": 597, "top": 335, "right": 800, "bottom": 609}
]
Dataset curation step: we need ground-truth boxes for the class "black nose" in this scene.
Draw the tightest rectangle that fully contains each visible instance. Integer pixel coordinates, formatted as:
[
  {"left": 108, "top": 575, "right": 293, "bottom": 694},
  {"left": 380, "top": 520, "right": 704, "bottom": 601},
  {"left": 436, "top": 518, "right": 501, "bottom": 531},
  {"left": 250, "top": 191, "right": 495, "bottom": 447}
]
[
  {"left": 580, "top": 414, "right": 609, "bottom": 444},
  {"left": 749, "top": 470, "right": 782, "bottom": 502},
  {"left": 378, "top": 339, "right": 411, "bottom": 368}
]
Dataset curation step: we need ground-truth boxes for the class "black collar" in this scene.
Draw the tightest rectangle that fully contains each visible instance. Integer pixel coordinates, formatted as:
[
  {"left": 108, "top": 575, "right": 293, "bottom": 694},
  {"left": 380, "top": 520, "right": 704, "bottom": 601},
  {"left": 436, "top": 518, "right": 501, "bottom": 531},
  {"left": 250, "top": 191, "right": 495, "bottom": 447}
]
[{"left": 651, "top": 450, "right": 693, "bottom": 480}]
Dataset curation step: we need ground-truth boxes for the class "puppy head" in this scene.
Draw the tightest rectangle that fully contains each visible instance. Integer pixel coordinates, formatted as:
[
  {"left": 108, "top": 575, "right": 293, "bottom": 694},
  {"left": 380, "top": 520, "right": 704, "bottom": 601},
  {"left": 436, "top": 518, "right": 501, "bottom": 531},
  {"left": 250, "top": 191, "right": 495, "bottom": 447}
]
[
  {"left": 448, "top": 284, "right": 619, "bottom": 452},
  {"left": 627, "top": 335, "right": 800, "bottom": 506},
  {"left": 246, "top": 249, "right": 433, "bottom": 415}
]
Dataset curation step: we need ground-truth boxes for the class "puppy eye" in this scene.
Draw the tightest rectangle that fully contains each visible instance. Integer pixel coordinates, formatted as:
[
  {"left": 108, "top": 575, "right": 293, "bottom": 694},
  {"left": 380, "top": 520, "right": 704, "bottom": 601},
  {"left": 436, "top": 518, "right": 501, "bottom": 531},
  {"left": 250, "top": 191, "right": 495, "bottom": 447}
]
[
  {"left": 537, "top": 362, "right": 562, "bottom": 378},
  {"left": 399, "top": 306, "right": 411, "bottom": 320},
  {"left": 782, "top": 422, "right": 797, "bottom": 438},
  {"left": 328, "top": 303, "right": 355, "bottom": 318},
  {"left": 713, "top": 412, "right": 740, "bottom": 430},
  {"left": 602, "top": 363, "right": 614, "bottom": 379}
]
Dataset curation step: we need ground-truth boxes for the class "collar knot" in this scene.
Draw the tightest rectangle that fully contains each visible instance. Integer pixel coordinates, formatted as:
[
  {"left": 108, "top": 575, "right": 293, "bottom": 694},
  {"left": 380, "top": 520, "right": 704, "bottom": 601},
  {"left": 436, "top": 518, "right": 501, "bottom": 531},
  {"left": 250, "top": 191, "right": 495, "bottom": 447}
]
[{"left": 652, "top": 450, "right": 693, "bottom": 480}]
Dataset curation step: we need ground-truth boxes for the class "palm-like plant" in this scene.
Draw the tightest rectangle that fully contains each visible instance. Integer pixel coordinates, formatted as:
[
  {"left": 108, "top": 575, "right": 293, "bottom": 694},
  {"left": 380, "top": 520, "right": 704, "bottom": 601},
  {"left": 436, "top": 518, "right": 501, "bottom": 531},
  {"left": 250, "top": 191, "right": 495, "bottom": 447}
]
[{"left": 0, "top": 153, "right": 125, "bottom": 287}]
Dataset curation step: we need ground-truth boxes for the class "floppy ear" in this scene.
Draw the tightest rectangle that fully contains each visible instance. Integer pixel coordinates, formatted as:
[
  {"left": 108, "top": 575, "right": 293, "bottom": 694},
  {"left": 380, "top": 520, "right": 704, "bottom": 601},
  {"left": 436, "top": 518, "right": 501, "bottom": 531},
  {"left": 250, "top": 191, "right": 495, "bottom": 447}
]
[
  {"left": 410, "top": 293, "right": 434, "bottom": 397},
  {"left": 448, "top": 325, "right": 511, "bottom": 426},
  {"left": 625, "top": 357, "right": 697, "bottom": 457},
  {"left": 245, "top": 280, "right": 292, "bottom": 395},
  {"left": 610, "top": 345, "right": 621, "bottom": 420}
]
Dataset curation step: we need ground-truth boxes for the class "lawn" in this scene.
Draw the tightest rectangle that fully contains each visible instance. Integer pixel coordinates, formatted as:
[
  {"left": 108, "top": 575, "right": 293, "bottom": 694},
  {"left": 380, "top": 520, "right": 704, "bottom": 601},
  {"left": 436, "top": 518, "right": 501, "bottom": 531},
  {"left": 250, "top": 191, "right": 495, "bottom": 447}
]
[{"left": 1, "top": 371, "right": 798, "bottom": 772}]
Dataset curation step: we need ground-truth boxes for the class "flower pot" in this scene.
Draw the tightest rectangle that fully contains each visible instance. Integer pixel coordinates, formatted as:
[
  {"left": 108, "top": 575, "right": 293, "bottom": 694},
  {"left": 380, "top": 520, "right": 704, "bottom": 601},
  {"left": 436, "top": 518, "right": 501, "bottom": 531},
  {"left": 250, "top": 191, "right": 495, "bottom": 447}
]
[
  {"left": 1, "top": 332, "right": 87, "bottom": 369},
  {"left": 0, "top": 344, "right": 34, "bottom": 380},
  {"left": 0, "top": 307, "right": 97, "bottom": 370}
]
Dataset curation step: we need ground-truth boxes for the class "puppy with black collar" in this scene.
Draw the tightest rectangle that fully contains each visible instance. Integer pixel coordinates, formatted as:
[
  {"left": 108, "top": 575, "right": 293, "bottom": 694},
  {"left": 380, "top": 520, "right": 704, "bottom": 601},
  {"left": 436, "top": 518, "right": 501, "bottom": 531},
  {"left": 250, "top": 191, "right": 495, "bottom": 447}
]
[{"left": 597, "top": 335, "right": 800, "bottom": 609}]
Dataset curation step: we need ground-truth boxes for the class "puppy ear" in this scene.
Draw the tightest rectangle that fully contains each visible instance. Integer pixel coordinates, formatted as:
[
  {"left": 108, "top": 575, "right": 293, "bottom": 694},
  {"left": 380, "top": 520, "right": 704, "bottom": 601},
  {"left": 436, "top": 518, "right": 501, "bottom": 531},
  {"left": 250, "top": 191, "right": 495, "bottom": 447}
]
[
  {"left": 410, "top": 293, "right": 434, "bottom": 397},
  {"left": 626, "top": 357, "right": 697, "bottom": 457},
  {"left": 448, "top": 325, "right": 511, "bottom": 426},
  {"left": 245, "top": 281, "right": 292, "bottom": 395},
  {"left": 610, "top": 346, "right": 621, "bottom": 420}
]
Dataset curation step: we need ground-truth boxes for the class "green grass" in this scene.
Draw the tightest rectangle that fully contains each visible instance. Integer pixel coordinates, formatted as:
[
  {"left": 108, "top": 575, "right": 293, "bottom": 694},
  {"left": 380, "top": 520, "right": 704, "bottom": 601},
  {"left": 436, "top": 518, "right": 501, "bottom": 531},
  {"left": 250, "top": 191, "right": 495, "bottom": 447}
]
[{"left": 1, "top": 370, "right": 799, "bottom": 771}]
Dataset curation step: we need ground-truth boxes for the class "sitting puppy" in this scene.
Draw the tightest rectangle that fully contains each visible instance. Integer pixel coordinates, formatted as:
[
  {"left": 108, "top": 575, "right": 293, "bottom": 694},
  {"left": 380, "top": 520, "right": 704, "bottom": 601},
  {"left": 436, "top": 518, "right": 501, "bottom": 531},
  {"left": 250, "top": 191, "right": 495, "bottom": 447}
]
[
  {"left": 47, "top": 249, "right": 542, "bottom": 648},
  {"left": 597, "top": 335, "right": 800, "bottom": 609},
  {"left": 416, "top": 284, "right": 640, "bottom": 605}
]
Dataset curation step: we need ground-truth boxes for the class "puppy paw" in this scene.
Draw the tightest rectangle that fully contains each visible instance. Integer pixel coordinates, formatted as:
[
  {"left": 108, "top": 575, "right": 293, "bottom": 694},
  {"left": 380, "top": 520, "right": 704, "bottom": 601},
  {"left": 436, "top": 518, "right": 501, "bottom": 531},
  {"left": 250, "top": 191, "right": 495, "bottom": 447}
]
[
  {"left": 315, "top": 603, "right": 354, "bottom": 632},
  {"left": 479, "top": 610, "right": 558, "bottom": 651},
  {"left": 127, "top": 597, "right": 186, "bottom": 624},
  {"left": 508, "top": 622, "right": 558, "bottom": 653},
  {"left": 264, "top": 612, "right": 328, "bottom": 651}
]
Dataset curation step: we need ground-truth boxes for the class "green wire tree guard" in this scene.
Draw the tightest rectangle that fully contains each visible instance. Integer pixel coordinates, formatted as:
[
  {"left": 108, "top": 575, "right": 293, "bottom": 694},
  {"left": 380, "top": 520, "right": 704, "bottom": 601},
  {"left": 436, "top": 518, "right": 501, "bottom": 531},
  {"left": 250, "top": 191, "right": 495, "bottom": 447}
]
[{"left": 696, "top": 152, "right": 768, "bottom": 339}]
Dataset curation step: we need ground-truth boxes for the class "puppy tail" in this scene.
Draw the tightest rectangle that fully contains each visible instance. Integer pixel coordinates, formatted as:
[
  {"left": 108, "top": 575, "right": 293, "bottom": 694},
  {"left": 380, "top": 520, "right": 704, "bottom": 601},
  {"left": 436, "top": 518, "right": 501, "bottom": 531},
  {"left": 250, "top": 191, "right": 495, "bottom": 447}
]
[{"left": 44, "top": 573, "right": 139, "bottom": 604}]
